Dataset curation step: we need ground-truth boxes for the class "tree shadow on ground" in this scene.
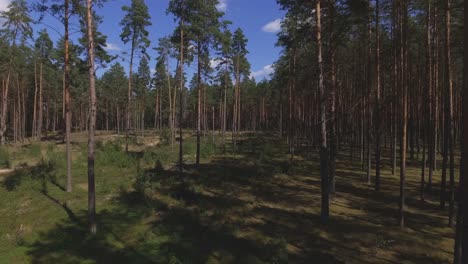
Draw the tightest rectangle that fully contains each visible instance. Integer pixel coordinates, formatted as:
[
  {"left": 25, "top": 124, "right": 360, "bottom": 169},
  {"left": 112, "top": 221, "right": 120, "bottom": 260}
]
[{"left": 24, "top": 135, "right": 455, "bottom": 263}]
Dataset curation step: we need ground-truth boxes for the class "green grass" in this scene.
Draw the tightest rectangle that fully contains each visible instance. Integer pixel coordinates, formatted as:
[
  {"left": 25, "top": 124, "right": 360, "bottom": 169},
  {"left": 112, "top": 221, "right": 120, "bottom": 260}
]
[
  {"left": 0, "top": 147, "right": 10, "bottom": 168},
  {"left": 0, "top": 132, "right": 458, "bottom": 263}
]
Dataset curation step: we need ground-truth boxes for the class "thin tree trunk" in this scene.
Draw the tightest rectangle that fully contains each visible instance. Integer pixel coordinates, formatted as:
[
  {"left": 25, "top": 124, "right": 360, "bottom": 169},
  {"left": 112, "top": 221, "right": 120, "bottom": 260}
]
[
  {"left": 179, "top": 24, "right": 184, "bottom": 171},
  {"left": 126, "top": 33, "right": 136, "bottom": 152},
  {"left": 85, "top": 0, "right": 96, "bottom": 234},
  {"left": 328, "top": 0, "right": 337, "bottom": 195},
  {"left": 374, "top": 0, "right": 382, "bottom": 191},
  {"left": 64, "top": 0, "right": 73, "bottom": 192},
  {"left": 399, "top": 0, "right": 408, "bottom": 229},
  {"left": 445, "top": 0, "right": 455, "bottom": 226},
  {"left": 32, "top": 62, "right": 38, "bottom": 138},
  {"left": 366, "top": 0, "right": 372, "bottom": 184},
  {"left": 196, "top": 43, "right": 202, "bottom": 166},
  {"left": 316, "top": 1, "right": 329, "bottom": 223},
  {"left": 454, "top": 0, "right": 468, "bottom": 260},
  {"left": 38, "top": 62, "right": 43, "bottom": 141}
]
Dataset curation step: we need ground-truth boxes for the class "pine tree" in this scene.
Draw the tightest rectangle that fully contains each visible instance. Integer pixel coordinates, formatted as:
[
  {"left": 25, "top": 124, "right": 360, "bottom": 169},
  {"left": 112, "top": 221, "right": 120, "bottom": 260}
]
[
  {"left": 120, "top": 0, "right": 152, "bottom": 152},
  {"left": 231, "top": 28, "right": 250, "bottom": 148},
  {"left": 34, "top": 30, "right": 54, "bottom": 141},
  {"left": 85, "top": 0, "right": 97, "bottom": 234},
  {"left": 0, "top": 0, "right": 32, "bottom": 145}
]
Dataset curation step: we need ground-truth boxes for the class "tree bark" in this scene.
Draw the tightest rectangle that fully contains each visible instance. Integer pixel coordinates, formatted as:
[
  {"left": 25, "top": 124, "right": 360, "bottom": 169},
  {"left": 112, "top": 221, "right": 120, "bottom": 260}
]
[
  {"left": 374, "top": 0, "right": 382, "bottom": 191},
  {"left": 196, "top": 43, "right": 202, "bottom": 166},
  {"left": 179, "top": 24, "right": 185, "bottom": 171},
  {"left": 64, "top": 0, "right": 73, "bottom": 192},
  {"left": 328, "top": 0, "right": 337, "bottom": 195},
  {"left": 454, "top": 0, "right": 468, "bottom": 261},
  {"left": 86, "top": 0, "right": 97, "bottom": 234},
  {"left": 399, "top": 0, "right": 408, "bottom": 229},
  {"left": 316, "top": 1, "right": 329, "bottom": 223},
  {"left": 38, "top": 62, "right": 44, "bottom": 141},
  {"left": 444, "top": 0, "right": 455, "bottom": 226},
  {"left": 32, "top": 62, "right": 38, "bottom": 138},
  {"left": 126, "top": 34, "right": 136, "bottom": 153}
]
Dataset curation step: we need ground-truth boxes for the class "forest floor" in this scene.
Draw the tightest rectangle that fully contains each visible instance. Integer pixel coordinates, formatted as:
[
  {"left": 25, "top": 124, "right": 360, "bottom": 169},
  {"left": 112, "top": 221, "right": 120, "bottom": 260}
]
[{"left": 0, "top": 131, "right": 457, "bottom": 263}]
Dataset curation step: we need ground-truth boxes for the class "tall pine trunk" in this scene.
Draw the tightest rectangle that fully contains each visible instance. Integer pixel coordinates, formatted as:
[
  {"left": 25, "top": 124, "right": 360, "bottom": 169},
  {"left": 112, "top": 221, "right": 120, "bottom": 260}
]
[
  {"left": 444, "top": 0, "right": 455, "bottom": 226},
  {"left": 374, "top": 0, "right": 382, "bottom": 191},
  {"left": 398, "top": 0, "right": 408, "bottom": 229},
  {"left": 64, "top": 0, "right": 73, "bottom": 192},
  {"left": 38, "top": 62, "right": 43, "bottom": 141},
  {"left": 454, "top": 0, "right": 468, "bottom": 260},
  {"left": 126, "top": 35, "right": 136, "bottom": 153},
  {"left": 328, "top": 0, "right": 337, "bottom": 195},
  {"left": 316, "top": 1, "right": 329, "bottom": 223},
  {"left": 178, "top": 24, "right": 185, "bottom": 171},
  {"left": 86, "top": 0, "right": 97, "bottom": 234}
]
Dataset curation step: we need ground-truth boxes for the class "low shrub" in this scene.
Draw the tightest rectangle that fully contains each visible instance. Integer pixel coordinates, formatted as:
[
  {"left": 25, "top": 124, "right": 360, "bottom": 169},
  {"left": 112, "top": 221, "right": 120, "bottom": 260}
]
[
  {"left": 27, "top": 143, "right": 42, "bottom": 157},
  {"left": 0, "top": 147, "right": 10, "bottom": 168},
  {"left": 96, "top": 142, "right": 136, "bottom": 168},
  {"left": 159, "top": 128, "right": 172, "bottom": 145}
]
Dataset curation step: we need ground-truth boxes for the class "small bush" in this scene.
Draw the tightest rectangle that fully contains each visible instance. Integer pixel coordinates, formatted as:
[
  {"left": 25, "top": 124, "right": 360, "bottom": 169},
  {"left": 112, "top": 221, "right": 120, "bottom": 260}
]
[
  {"left": 44, "top": 148, "right": 66, "bottom": 171},
  {"left": 270, "top": 237, "right": 288, "bottom": 264},
  {"left": 27, "top": 143, "right": 42, "bottom": 157},
  {"left": 0, "top": 147, "right": 10, "bottom": 168},
  {"left": 159, "top": 128, "right": 172, "bottom": 145},
  {"left": 154, "top": 160, "right": 164, "bottom": 174},
  {"left": 142, "top": 148, "right": 173, "bottom": 167},
  {"left": 200, "top": 141, "right": 218, "bottom": 159},
  {"left": 4, "top": 158, "right": 56, "bottom": 192},
  {"left": 256, "top": 143, "right": 276, "bottom": 176},
  {"left": 96, "top": 142, "right": 136, "bottom": 168},
  {"left": 33, "top": 159, "right": 57, "bottom": 194},
  {"left": 95, "top": 140, "right": 104, "bottom": 150}
]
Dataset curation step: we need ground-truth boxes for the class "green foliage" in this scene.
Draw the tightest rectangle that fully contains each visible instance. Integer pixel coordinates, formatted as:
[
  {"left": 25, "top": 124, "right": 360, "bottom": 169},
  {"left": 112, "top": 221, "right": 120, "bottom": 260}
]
[
  {"left": 159, "top": 128, "right": 172, "bottom": 145},
  {"left": 120, "top": 0, "right": 152, "bottom": 55},
  {"left": 3, "top": 158, "right": 56, "bottom": 192},
  {"left": 96, "top": 142, "right": 136, "bottom": 168},
  {"left": 256, "top": 143, "right": 277, "bottom": 176},
  {"left": 44, "top": 146, "right": 65, "bottom": 172},
  {"left": 27, "top": 144, "right": 42, "bottom": 157},
  {"left": 0, "top": 0, "right": 33, "bottom": 45},
  {"left": 200, "top": 141, "right": 218, "bottom": 159},
  {"left": 183, "top": 139, "right": 218, "bottom": 160},
  {"left": 270, "top": 237, "right": 288, "bottom": 264},
  {"left": 0, "top": 147, "right": 10, "bottom": 168}
]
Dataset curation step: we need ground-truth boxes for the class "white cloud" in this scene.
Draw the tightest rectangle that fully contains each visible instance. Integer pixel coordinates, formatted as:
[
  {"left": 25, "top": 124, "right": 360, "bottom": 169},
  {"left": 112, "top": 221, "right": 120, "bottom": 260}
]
[
  {"left": 262, "top": 18, "right": 282, "bottom": 33},
  {"left": 250, "top": 65, "right": 274, "bottom": 79},
  {"left": 0, "top": 0, "right": 11, "bottom": 27},
  {"left": 216, "top": 0, "right": 227, "bottom": 12},
  {"left": 0, "top": 0, "right": 11, "bottom": 12},
  {"left": 104, "top": 43, "right": 121, "bottom": 52},
  {"left": 210, "top": 58, "right": 220, "bottom": 69}
]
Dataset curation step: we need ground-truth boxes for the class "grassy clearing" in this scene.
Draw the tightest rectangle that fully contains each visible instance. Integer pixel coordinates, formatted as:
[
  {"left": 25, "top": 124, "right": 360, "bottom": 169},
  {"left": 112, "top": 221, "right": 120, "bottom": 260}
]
[{"left": 0, "top": 131, "right": 457, "bottom": 263}]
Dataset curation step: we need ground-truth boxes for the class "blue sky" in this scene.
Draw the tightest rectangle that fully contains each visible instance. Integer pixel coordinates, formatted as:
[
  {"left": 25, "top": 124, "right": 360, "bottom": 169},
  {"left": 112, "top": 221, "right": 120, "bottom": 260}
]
[{"left": 2, "top": 0, "right": 285, "bottom": 80}]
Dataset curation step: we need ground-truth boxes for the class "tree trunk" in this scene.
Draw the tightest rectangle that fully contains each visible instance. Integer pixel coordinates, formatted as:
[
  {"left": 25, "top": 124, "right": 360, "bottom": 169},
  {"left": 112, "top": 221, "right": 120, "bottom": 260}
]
[
  {"left": 65, "top": 0, "right": 73, "bottom": 193},
  {"left": 38, "top": 62, "right": 44, "bottom": 141},
  {"left": 366, "top": 0, "right": 372, "bottom": 185},
  {"left": 444, "top": 0, "right": 455, "bottom": 227},
  {"left": 454, "top": 0, "right": 468, "bottom": 260},
  {"left": 32, "top": 62, "right": 38, "bottom": 138},
  {"left": 196, "top": 43, "right": 202, "bottom": 166},
  {"left": 374, "top": 0, "right": 382, "bottom": 191},
  {"left": 328, "top": 0, "right": 337, "bottom": 195},
  {"left": 179, "top": 25, "right": 185, "bottom": 171},
  {"left": 126, "top": 33, "right": 136, "bottom": 152},
  {"left": 399, "top": 0, "right": 408, "bottom": 229},
  {"left": 86, "top": 0, "right": 97, "bottom": 234},
  {"left": 316, "top": 1, "right": 329, "bottom": 223}
]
